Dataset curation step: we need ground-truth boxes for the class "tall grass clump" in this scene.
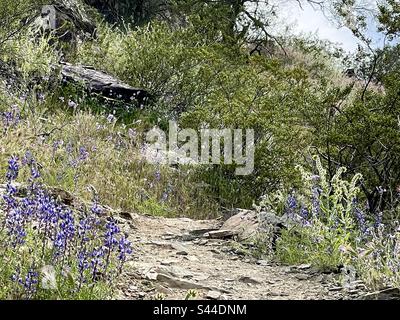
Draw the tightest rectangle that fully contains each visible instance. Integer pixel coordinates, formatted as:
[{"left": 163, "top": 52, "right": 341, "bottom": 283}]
[{"left": 0, "top": 93, "right": 219, "bottom": 219}]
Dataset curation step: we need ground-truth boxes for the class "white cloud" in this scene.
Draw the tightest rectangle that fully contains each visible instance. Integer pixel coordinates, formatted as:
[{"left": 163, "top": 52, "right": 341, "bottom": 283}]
[
  {"left": 278, "top": 2, "right": 359, "bottom": 51},
  {"left": 271, "top": 0, "right": 383, "bottom": 52}
]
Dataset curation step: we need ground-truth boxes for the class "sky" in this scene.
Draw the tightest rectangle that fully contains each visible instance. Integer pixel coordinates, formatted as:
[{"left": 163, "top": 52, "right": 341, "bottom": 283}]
[{"left": 275, "top": 0, "right": 385, "bottom": 52}]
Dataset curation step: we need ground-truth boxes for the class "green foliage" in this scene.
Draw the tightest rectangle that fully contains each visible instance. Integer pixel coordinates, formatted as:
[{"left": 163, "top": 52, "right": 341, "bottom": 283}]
[
  {"left": 77, "top": 21, "right": 323, "bottom": 208},
  {"left": 2, "top": 0, "right": 400, "bottom": 298},
  {"left": 275, "top": 157, "right": 362, "bottom": 271},
  {"left": 353, "top": 225, "right": 400, "bottom": 291},
  {"left": 2, "top": 31, "right": 58, "bottom": 82},
  {"left": 0, "top": 0, "right": 44, "bottom": 50},
  {"left": 277, "top": 222, "right": 347, "bottom": 271},
  {"left": 378, "top": 0, "right": 400, "bottom": 38},
  {"left": 301, "top": 73, "right": 400, "bottom": 213}
]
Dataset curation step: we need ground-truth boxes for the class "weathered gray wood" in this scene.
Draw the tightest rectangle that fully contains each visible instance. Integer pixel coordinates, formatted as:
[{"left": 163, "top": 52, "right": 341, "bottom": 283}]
[
  {"left": 60, "top": 62, "right": 150, "bottom": 103},
  {"left": 34, "top": 1, "right": 97, "bottom": 39}
]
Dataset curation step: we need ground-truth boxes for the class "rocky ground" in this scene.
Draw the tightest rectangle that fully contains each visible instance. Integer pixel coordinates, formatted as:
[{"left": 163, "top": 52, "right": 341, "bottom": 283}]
[{"left": 115, "top": 212, "right": 369, "bottom": 300}]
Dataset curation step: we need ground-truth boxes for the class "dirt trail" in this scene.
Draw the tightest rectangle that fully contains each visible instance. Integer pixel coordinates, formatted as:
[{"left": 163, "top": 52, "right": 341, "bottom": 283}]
[{"left": 117, "top": 213, "right": 348, "bottom": 300}]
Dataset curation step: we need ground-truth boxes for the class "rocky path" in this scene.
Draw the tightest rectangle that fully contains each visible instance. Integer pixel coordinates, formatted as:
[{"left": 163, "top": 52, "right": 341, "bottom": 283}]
[{"left": 116, "top": 213, "right": 351, "bottom": 300}]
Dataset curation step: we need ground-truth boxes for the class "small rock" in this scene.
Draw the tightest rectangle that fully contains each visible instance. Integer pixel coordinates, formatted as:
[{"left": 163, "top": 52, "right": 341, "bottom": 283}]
[
  {"left": 205, "top": 230, "right": 238, "bottom": 239},
  {"left": 119, "top": 211, "right": 134, "bottom": 220},
  {"left": 347, "top": 289, "right": 360, "bottom": 295},
  {"left": 144, "top": 271, "right": 158, "bottom": 281},
  {"left": 156, "top": 274, "right": 209, "bottom": 290},
  {"left": 160, "top": 259, "right": 178, "bottom": 266},
  {"left": 295, "top": 274, "right": 309, "bottom": 281},
  {"left": 206, "top": 290, "right": 222, "bottom": 300},
  {"left": 238, "top": 276, "right": 262, "bottom": 285},
  {"left": 184, "top": 256, "right": 199, "bottom": 262},
  {"left": 171, "top": 243, "right": 188, "bottom": 252},
  {"left": 210, "top": 249, "right": 221, "bottom": 254},
  {"left": 269, "top": 291, "right": 289, "bottom": 297},
  {"left": 221, "top": 209, "right": 259, "bottom": 241},
  {"left": 297, "top": 263, "right": 312, "bottom": 270},
  {"left": 256, "top": 260, "right": 270, "bottom": 266},
  {"left": 193, "top": 274, "right": 210, "bottom": 281},
  {"left": 128, "top": 285, "right": 138, "bottom": 292},
  {"left": 284, "top": 266, "right": 297, "bottom": 274},
  {"left": 190, "top": 228, "right": 219, "bottom": 237},
  {"left": 154, "top": 284, "right": 173, "bottom": 295},
  {"left": 162, "top": 235, "right": 176, "bottom": 240},
  {"left": 329, "top": 286, "right": 343, "bottom": 292}
]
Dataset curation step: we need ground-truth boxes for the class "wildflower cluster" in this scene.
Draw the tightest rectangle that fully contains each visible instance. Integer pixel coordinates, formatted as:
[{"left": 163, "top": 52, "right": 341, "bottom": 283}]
[
  {"left": 0, "top": 153, "right": 132, "bottom": 299},
  {"left": 1, "top": 105, "right": 20, "bottom": 131}
]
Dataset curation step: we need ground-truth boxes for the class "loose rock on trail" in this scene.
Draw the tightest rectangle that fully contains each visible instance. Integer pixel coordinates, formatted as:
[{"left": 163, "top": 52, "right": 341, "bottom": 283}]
[{"left": 116, "top": 212, "right": 357, "bottom": 300}]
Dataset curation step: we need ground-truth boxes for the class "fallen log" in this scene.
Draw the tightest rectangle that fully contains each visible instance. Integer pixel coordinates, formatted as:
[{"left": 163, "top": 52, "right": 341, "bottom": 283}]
[{"left": 60, "top": 62, "right": 150, "bottom": 104}]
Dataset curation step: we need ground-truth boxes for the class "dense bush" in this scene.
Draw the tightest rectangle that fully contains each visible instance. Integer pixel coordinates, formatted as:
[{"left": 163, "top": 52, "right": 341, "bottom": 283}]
[{"left": 76, "top": 22, "right": 333, "bottom": 208}]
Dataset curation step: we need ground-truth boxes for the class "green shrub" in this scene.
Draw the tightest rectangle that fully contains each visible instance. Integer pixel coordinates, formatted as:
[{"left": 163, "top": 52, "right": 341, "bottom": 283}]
[
  {"left": 76, "top": 22, "right": 323, "bottom": 208},
  {"left": 0, "top": 0, "right": 44, "bottom": 51}
]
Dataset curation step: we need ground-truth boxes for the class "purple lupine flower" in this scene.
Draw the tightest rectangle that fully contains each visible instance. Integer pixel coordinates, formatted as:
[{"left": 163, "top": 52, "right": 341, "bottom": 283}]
[
  {"left": 22, "top": 151, "right": 33, "bottom": 166},
  {"left": 6, "top": 156, "right": 19, "bottom": 181},
  {"left": 78, "top": 146, "right": 89, "bottom": 162},
  {"left": 23, "top": 268, "right": 39, "bottom": 294},
  {"left": 6, "top": 207, "right": 27, "bottom": 247},
  {"left": 66, "top": 142, "right": 73, "bottom": 155},
  {"left": 54, "top": 231, "right": 67, "bottom": 255},
  {"left": 161, "top": 191, "right": 169, "bottom": 202},
  {"left": 287, "top": 194, "right": 297, "bottom": 209},
  {"left": 0, "top": 154, "right": 134, "bottom": 297},
  {"left": 60, "top": 209, "right": 75, "bottom": 238},
  {"left": 30, "top": 164, "right": 41, "bottom": 179},
  {"left": 6, "top": 182, "right": 18, "bottom": 195},
  {"left": 285, "top": 193, "right": 297, "bottom": 219},
  {"left": 375, "top": 211, "right": 383, "bottom": 228},
  {"left": 117, "top": 236, "right": 132, "bottom": 262},
  {"left": 91, "top": 201, "right": 103, "bottom": 216},
  {"left": 90, "top": 247, "right": 105, "bottom": 277},
  {"left": 352, "top": 199, "right": 368, "bottom": 235},
  {"left": 300, "top": 206, "right": 310, "bottom": 225},
  {"left": 311, "top": 186, "right": 321, "bottom": 217},
  {"left": 104, "top": 219, "right": 120, "bottom": 249},
  {"left": 2, "top": 105, "right": 20, "bottom": 128}
]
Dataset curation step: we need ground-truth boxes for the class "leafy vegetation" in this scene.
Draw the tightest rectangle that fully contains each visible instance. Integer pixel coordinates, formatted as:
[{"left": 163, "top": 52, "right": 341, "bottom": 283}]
[{"left": 1, "top": 0, "right": 400, "bottom": 298}]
